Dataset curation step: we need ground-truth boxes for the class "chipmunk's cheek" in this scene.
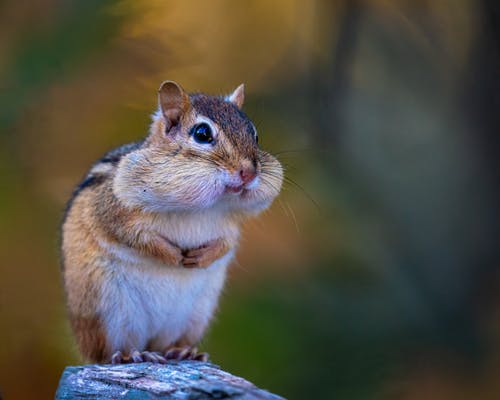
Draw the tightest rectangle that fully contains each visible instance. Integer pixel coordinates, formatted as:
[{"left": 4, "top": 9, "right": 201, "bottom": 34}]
[
  {"left": 244, "top": 176, "right": 260, "bottom": 191},
  {"left": 200, "top": 182, "right": 226, "bottom": 206},
  {"left": 176, "top": 178, "right": 222, "bottom": 209},
  {"left": 237, "top": 166, "right": 283, "bottom": 212}
]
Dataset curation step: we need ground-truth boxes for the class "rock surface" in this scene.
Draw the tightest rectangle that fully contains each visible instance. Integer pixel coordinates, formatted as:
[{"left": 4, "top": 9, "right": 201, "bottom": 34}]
[{"left": 55, "top": 361, "right": 286, "bottom": 399}]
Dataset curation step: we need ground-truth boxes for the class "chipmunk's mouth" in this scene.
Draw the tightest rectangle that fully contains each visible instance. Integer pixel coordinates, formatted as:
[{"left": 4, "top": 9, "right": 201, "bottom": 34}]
[
  {"left": 224, "top": 175, "right": 260, "bottom": 196},
  {"left": 224, "top": 184, "right": 244, "bottom": 195}
]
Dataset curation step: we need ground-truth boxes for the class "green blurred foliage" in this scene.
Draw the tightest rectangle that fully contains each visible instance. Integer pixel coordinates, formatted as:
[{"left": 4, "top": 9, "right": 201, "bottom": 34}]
[{"left": 1, "top": 1, "right": 499, "bottom": 399}]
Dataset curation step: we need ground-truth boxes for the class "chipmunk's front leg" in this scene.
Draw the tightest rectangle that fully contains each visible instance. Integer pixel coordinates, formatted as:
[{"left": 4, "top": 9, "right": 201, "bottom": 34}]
[
  {"left": 143, "top": 233, "right": 184, "bottom": 266},
  {"left": 181, "top": 238, "right": 230, "bottom": 268},
  {"left": 122, "top": 230, "right": 183, "bottom": 266}
]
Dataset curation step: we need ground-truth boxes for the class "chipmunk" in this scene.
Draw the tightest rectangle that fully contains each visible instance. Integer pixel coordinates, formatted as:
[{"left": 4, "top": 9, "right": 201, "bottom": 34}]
[{"left": 61, "top": 81, "right": 283, "bottom": 364}]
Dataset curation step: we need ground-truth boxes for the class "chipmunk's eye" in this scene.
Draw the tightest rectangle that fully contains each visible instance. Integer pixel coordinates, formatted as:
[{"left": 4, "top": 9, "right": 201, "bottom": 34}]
[{"left": 191, "top": 123, "right": 214, "bottom": 144}]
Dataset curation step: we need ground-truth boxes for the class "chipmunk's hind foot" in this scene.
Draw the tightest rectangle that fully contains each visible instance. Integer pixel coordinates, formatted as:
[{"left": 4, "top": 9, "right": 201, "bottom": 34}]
[
  {"left": 110, "top": 349, "right": 167, "bottom": 364},
  {"left": 164, "top": 346, "right": 209, "bottom": 362}
]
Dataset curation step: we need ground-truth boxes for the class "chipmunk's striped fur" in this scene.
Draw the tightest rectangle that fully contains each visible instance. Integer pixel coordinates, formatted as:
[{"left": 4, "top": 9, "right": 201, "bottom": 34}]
[{"left": 61, "top": 81, "right": 283, "bottom": 363}]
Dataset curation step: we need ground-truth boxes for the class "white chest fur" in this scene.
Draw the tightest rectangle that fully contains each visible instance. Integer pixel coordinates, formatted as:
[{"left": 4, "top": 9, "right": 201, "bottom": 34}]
[
  {"left": 152, "top": 210, "right": 240, "bottom": 249},
  {"left": 98, "top": 249, "right": 233, "bottom": 353},
  {"left": 97, "top": 210, "right": 238, "bottom": 353}
]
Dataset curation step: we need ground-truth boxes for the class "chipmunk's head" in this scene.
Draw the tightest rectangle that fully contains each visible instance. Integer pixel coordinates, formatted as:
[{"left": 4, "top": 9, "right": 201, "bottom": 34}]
[{"left": 113, "top": 81, "right": 283, "bottom": 214}]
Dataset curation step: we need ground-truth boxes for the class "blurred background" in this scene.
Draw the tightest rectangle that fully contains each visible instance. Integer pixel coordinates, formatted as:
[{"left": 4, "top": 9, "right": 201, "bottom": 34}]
[{"left": 0, "top": 0, "right": 499, "bottom": 399}]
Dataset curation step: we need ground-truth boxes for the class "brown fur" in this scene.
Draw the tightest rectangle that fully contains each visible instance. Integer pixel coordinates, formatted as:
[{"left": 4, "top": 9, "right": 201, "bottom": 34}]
[
  {"left": 190, "top": 94, "right": 257, "bottom": 160},
  {"left": 70, "top": 316, "right": 109, "bottom": 363}
]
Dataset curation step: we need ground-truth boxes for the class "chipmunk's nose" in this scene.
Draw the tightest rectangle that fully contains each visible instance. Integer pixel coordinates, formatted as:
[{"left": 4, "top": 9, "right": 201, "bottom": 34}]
[{"left": 239, "top": 160, "right": 257, "bottom": 185}]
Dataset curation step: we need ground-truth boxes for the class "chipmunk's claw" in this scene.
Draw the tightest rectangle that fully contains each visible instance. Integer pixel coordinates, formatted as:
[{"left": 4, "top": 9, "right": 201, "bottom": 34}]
[
  {"left": 110, "top": 350, "right": 167, "bottom": 364},
  {"left": 111, "top": 351, "right": 124, "bottom": 364},
  {"left": 193, "top": 352, "right": 209, "bottom": 362},
  {"left": 164, "top": 346, "right": 209, "bottom": 362}
]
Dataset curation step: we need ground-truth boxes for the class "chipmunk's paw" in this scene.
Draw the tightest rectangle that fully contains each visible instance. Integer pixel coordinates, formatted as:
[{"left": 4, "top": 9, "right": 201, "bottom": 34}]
[
  {"left": 182, "top": 238, "right": 229, "bottom": 269},
  {"left": 111, "top": 349, "right": 167, "bottom": 364},
  {"left": 164, "top": 346, "right": 209, "bottom": 362}
]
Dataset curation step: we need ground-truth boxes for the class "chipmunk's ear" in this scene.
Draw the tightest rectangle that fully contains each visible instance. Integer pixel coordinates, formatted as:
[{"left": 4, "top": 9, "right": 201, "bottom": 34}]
[
  {"left": 158, "top": 81, "right": 190, "bottom": 131},
  {"left": 227, "top": 83, "right": 245, "bottom": 109}
]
